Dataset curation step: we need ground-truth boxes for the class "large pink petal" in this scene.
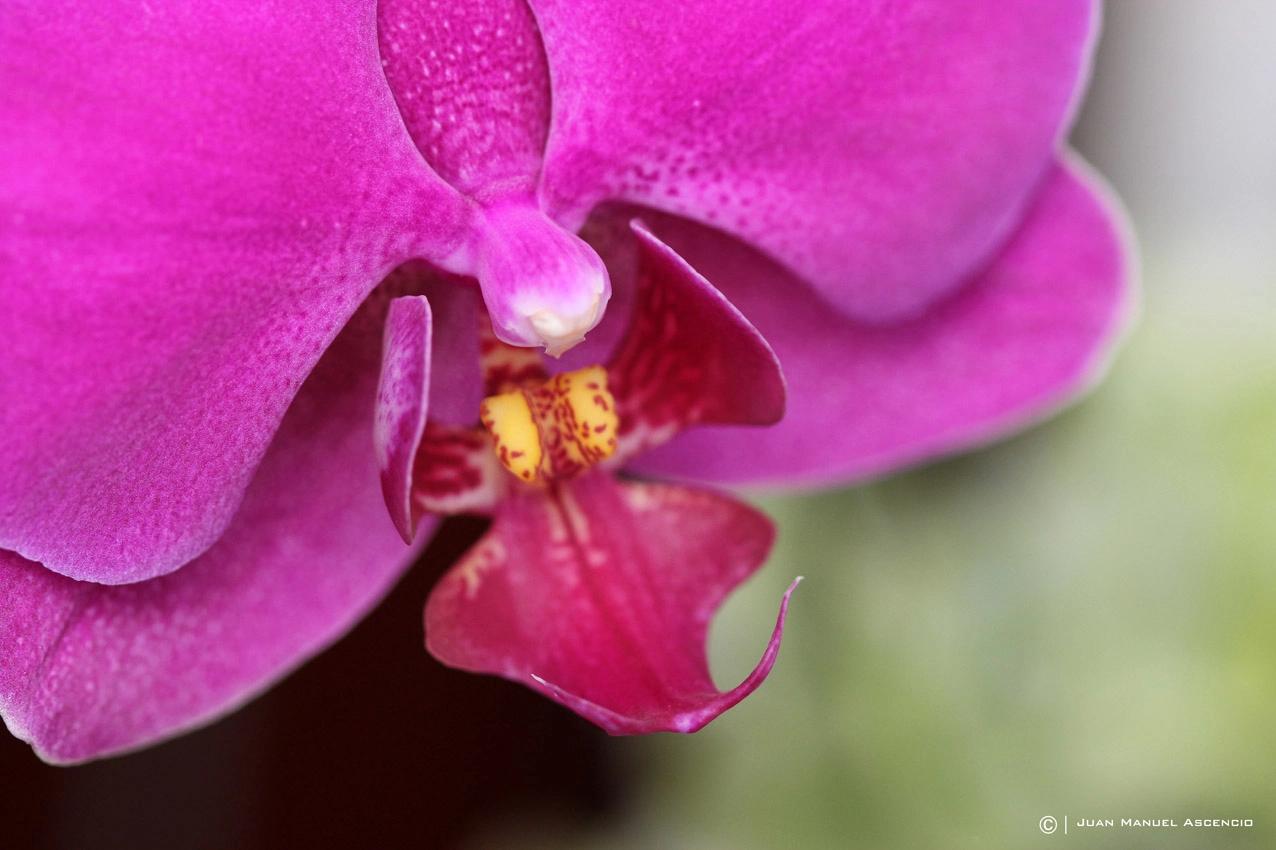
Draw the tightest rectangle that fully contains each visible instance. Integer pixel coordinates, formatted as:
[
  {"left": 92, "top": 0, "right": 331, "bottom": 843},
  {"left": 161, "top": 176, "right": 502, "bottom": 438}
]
[
  {"left": 633, "top": 158, "right": 1135, "bottom": 487},
  {"left": 533, "top": 0, "right": 1097, "bottom": 321},
  {"left": 0, "top": 292, "right": 428, "bottom": 764},
  {"left": 426, "top": 472, "right": 794, "bottom": 734},
  {"left": 0, "top": 0, "right": 472, "bottom": 583}
]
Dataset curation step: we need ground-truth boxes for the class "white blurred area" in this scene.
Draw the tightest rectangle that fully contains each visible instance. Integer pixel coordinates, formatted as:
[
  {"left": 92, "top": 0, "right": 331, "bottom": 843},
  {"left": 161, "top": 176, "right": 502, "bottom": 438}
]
[
  {"left": 1074, "top": 0, "right": 1276, "bottom": 302},
  {"left": 467, "top": 5, "right": 1276, "bottom": 849}
]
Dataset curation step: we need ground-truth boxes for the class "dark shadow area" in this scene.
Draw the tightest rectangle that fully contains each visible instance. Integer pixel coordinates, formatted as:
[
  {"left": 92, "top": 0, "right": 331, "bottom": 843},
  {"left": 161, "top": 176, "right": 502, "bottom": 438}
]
[{"left": 1, "top": 516, "right": 622, "bottom": 849}]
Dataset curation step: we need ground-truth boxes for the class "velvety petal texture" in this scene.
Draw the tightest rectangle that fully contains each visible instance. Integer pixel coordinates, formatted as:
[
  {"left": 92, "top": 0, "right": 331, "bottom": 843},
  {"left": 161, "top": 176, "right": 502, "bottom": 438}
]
[
  {"left": 378, "top": 0, "right": 551, "bottom": 197},
  {"left": 532, "top": 0, "right": 1098, "bottom": 322},
  {"left": 635, "top": 159, "right": 1134, "bottom": 487},
  {"left": 0, "top": 0, "right": 472, "bottom": 584},
  {"left": 0, "top": 298, "right": 429, "bottom": 764},
  {"left": 426, "top": 472, "right": 793, "bottom": 734}
]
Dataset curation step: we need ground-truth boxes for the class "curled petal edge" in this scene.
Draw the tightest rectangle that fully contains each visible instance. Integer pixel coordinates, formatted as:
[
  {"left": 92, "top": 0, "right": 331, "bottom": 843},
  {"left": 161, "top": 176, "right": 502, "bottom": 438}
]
[{"left": 531, "top": 576, "right": 800, "bottom": 735}]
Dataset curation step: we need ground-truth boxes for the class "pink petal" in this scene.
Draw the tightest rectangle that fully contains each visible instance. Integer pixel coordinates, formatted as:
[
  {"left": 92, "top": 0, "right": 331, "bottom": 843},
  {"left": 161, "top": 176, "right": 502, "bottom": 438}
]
[
  {"left": 0, "top": 292, "right": 427, "bottom": 764},
  {"left": 533, "top": 0, "right": 1098, "bottom": 321},
  {"left": 376, "top": 297, "right": 434, "bottom": 543},
  {"left": 605, "top": 222, "right": 785, "bottom": 463},
  {"left": 378, "top": 269, "right": 502, "bottom": 522},
  {"left": 390, "top": 265, "right": 486, "bottom": 429},
  {"left": 425, "top": 472, "right": 794, "bottom": 734},
  {"left": 0, "top": 0, "right": 472, "bottom": 583},
  {"left": 633, "top": 158, "right": 1135, "bottom": 487},
  {"left": 378, "top": 0, "right": 551, "bottom": 197}
]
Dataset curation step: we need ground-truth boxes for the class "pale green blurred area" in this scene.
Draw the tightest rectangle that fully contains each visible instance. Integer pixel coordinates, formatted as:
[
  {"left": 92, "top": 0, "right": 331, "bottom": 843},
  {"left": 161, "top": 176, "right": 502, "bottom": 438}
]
[
  {"left": 470, "top": 3, "right": 1276, "bottom": 848},
  {"left": 611, "top": 299, "right": 1276, "bottom": 850}
]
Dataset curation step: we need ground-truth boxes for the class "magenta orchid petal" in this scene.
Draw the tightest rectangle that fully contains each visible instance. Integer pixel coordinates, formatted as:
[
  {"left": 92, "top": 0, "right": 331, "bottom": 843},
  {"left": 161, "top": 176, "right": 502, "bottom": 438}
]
[
  {"left": 0, "top": 0, "right": 473, "bottom": 584},
  {"left": 377, "top": 0, "right": 551, "bottom": 198},
  {"left": 605, "top": 221, "right": 785, "bottom": 464},
  {"left": 385, "top": 265, "right": 487, "bottom": 428},
  {"left": 532, "top": 0, "right": 1097, "bottom": 321},
  {"left": 375, "top": 297, "right": 434, "bottom": 544},
  {"left": 426, "top": 472, "right": 790, "bottom": 734},
  {"left": 633, "top": 158, "right": 1134, "bottom": 488},
  {"left": 0, "top": 302, "right": 430, "bottom": 764}
]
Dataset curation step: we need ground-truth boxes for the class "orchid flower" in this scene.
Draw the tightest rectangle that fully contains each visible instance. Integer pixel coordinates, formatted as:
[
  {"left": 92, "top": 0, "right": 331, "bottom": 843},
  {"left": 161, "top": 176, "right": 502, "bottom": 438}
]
[
  {"left": 391, "top": 221, "right": 794, "bottom": 733},
  {"left": 0, "top": 0, "right": 1131, "bottom": 763}
]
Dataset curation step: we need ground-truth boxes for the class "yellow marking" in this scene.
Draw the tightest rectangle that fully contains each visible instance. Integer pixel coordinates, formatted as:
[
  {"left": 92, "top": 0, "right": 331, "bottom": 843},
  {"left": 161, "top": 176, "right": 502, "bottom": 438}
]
[
  {"left": 479, "top": 365, "right": 619, "bottom": 484},
  {"left": 479, "top": 391, "right": 542, "bottom": 483},
  {"left": 455, "top": 535, "right": 506, "bottom": 598}
]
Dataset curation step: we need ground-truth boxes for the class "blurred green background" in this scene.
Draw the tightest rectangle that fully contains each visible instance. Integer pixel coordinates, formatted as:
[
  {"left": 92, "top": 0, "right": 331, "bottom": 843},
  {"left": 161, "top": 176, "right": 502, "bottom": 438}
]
[{"left": 468, "top": 3, "right": 1276, "bottom": 848}]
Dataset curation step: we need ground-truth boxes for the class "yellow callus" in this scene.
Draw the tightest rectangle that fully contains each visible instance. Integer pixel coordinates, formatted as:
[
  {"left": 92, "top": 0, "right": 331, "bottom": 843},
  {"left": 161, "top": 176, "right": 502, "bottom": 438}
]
[
  {"left": 478, "top": 391, "right": 542, "bottom": 483},
  {"left": 479, "top": 365, "right": 619, "bottom": 485}
]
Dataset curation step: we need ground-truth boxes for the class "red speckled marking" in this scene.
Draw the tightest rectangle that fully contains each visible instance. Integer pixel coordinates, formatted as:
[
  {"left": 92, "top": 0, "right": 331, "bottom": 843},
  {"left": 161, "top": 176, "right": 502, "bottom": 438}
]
[
  {"left": 411, "top": 421, "right": 503, "bottom": 516},
  {"left": 609, "top": 271, "right": 705, "bottom": 440},
  {"left": 601, "top": 224, "right": 784, "bottom": 466},
  {"left": 527, "top": 370, "right": 618, "bottom": 481},
  {"left": 479, "top": 366, "right": 619, "bottom": 486}
]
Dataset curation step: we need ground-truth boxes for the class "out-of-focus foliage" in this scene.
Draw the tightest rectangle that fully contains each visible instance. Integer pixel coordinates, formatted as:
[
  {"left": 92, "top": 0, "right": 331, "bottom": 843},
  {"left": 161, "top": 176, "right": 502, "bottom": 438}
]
[{"left": 643, "top": 293, "right": 1276, "bottom": 850}]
